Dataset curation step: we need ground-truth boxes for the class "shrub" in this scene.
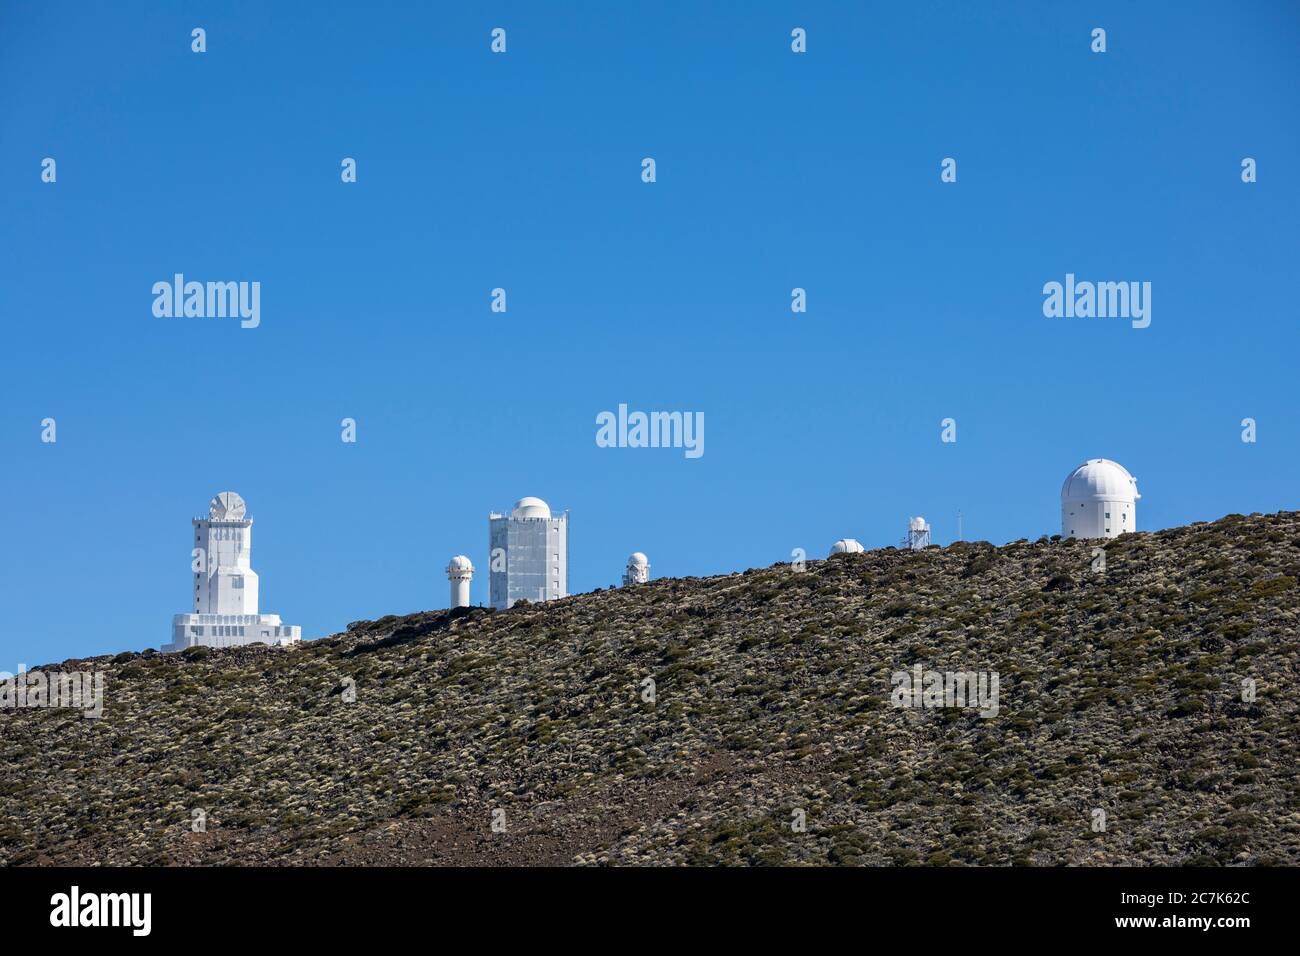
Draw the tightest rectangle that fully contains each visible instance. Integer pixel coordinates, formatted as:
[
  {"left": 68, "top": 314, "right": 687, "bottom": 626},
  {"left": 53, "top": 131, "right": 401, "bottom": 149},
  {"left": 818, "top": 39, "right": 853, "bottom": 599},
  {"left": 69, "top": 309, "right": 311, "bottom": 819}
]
[{"left": 1251, "top": 575, "right": 1296, "bottom": 598}]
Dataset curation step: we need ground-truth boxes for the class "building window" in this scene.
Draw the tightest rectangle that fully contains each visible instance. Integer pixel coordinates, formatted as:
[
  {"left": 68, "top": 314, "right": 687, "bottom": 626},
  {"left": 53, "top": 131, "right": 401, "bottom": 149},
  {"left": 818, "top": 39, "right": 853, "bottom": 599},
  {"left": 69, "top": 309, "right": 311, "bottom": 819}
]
[{"left": 232, "top": 576, "right": 243, "bottom": 588}]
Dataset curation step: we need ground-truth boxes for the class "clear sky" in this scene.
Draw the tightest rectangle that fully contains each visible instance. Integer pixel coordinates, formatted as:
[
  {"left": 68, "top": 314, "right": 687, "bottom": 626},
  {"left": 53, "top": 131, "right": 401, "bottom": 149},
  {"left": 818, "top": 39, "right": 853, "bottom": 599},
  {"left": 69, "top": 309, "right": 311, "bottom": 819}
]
[{"left": 2, "top": 1, "right": 1297, "bottom": 666}]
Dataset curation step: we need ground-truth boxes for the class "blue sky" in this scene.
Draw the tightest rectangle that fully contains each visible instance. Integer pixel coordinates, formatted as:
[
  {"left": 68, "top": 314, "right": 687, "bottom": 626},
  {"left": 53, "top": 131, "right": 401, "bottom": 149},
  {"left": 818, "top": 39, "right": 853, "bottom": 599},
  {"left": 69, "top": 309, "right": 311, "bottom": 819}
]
[{"left": 2, "top": 1, "right": 1297, "bottom": 666}]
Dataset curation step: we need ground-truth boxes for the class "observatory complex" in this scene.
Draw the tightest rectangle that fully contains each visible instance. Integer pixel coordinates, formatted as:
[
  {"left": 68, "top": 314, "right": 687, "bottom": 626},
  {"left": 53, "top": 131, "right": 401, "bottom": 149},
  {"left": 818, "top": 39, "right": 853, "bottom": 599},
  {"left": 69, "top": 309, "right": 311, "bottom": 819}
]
[
  {"left": 162, "top": 465, "right": 1142, "bottom": 653},
  {"left": 1061, "top": 459, "right": 1140, "bottom": 539},
  {"left": 164, "top": 492, "right": 301, "bottom": 652},
  {"left": 488, "top": 497, "right": 569, "bottom": 609}
]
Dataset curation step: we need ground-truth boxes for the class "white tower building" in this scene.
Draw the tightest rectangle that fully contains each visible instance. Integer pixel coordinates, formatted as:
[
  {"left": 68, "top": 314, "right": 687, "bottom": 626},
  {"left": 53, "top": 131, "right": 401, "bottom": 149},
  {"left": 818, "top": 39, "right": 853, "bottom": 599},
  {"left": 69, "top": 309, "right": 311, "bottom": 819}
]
[
  {"left": 488, "top": 496, "right": 569, "bottom": 609},
  {"left": 830, "top": 538, "right": 865, "bottom": 556},
  {"left": 907, "top": 517, "right": 932, "bottom": 550},
  {"left": 1061, "top": 459, "right": 1140, "bottom": 539},
  {"left": 447, "top": 555, "right": 474, "bottom": 608},
  {"left": 623, "top": 552, "right": 650, "bottom": 586},
  {"left": 164, "top": 492, "right": 301, "bottom": 652}
]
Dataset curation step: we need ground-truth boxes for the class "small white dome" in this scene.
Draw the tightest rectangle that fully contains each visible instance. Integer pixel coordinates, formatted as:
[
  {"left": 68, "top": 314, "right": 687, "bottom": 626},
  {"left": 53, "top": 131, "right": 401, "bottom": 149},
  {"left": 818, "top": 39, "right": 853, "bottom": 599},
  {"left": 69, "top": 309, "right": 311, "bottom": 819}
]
[
  {"left": 628, "top": 552, "right": 649, "bottom": 566},
  {"left": 909, "top": 516, "right": 929, "bottom": 532},
  {"left": 447, "top": 555, "right": 474, "bottom": 573},
  {"left": 511, "top": 496, "right": 551, "bottom": 520},
  {"left": 830, "top": 538, "right": 864, "bottom": 556},
  {"left": 1061, "top": 459, "right": 1140, "bottom": 504}
]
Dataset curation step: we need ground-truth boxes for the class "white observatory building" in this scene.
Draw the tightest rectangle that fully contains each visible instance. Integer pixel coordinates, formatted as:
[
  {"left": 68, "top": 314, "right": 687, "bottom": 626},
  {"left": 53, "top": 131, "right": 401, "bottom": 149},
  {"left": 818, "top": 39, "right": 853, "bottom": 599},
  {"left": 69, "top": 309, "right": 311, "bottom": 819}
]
[
  {"left": 488, "top": 496, "right": 569, "bottom": 609},
  {"left": 1061, "top": 459, "right": 1140, "bottom": 539},
  {"left": 623, "top": 552, "right": 650, "bottom": 586},
  {"left": 447, "top": 555, "right": 474, "bottom": 608},
  {"left": 164, "top": 492, "right": 301, "bottom": 652},
  {"left": 830, "top": 538, "right": 864, "bottom": 556},
  {"left": 907, "top": 517, "right": 932, "bottom": 550}
]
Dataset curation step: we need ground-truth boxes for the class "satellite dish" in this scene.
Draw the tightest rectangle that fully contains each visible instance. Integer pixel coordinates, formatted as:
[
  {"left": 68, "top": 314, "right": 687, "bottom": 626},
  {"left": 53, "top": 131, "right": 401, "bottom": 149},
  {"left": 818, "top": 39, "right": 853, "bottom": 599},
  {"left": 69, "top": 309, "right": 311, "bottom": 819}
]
[{"left": 209, "top": 491, "right": 246, "bottom": 520}]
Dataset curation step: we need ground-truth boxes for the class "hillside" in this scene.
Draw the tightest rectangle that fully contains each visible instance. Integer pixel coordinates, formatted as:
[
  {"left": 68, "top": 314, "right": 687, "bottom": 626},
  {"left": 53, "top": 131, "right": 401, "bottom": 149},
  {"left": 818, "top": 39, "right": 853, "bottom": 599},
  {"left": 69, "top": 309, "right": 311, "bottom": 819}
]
[{"left": 3, "top": 512, "right": 1299, "bottom": 866}]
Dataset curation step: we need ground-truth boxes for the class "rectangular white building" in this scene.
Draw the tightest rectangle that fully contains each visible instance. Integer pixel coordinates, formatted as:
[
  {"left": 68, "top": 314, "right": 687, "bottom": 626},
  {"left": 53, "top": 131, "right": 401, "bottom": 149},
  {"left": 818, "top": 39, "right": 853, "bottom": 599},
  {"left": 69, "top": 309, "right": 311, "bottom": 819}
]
[{"left": 488, "top": 496, "right": 568, "bottom": 610}]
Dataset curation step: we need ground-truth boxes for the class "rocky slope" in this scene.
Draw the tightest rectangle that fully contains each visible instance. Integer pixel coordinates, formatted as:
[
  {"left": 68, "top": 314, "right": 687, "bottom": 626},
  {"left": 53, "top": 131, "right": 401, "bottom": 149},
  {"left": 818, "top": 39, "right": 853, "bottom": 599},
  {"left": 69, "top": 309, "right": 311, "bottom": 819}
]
[{"left": 2, "top": 511, "right": 1298, "bottom": 866}]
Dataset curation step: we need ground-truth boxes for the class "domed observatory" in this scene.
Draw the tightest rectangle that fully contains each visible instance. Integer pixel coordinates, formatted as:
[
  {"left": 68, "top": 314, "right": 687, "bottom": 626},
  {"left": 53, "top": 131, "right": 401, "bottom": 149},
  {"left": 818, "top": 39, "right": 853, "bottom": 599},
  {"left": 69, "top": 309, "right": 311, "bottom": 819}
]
[
  {"left": 488, "top": 496, "right": 569, "bottom": 609},
  {"left": 447, "top": 555, "right": 474, "bottom": 608},
  {"left": 907, "top": 517, "right": 931, "bottom": 550},
  {"left": 622, "top": 552, "right": 650, "bottom": 586},
  {"left": 1061, "top": 459, "right": 1140, "bottom": 539},
  {"left": 829, "top": 539, "right": 865, "bottom": 556}
]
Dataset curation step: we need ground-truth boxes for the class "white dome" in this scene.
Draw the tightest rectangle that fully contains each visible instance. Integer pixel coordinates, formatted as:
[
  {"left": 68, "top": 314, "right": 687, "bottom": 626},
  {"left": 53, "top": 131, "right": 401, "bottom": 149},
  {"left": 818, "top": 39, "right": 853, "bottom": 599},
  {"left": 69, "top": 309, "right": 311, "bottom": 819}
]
[
  {"left": 830, "top": 538, "right": 864, "bottom": 556},
  {"left": 628, "top": 552, "right": 649, "bottom": 566},
  {"left": 511, "top": 496, "right": 551, "bottom": 520},
  {"left": 909, "top": 516, "right": 928, "bottom": 532},
  {"left": 1061, "top": 459, "right": 1140, "bottom": 504},
  {"left": 447, "top": 555, "right": 474, "bottom": 573},
  {"left": 209, "top": 491, "right": 246, "bottom": 520}
]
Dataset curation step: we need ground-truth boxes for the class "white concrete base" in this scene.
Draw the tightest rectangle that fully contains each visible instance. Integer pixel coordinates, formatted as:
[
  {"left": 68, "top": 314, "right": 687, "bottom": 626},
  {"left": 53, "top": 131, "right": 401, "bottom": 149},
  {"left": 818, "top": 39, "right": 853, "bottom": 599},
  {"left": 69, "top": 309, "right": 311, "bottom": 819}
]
[{"left": 164, "top": 613, "right": 300, "bottom": 652}]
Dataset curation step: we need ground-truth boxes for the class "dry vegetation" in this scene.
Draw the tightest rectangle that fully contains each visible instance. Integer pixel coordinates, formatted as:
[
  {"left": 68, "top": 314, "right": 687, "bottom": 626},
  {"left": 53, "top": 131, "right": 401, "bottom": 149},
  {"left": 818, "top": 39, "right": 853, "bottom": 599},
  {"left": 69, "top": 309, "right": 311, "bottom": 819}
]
[{"left": 2, "top": 511, "right": 1298, "bottom": 866}]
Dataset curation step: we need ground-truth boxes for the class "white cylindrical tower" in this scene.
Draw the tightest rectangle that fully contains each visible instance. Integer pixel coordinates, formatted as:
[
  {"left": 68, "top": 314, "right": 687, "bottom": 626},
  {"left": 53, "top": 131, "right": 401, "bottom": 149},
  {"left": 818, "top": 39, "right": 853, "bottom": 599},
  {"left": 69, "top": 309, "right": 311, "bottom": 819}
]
[
  {"left": 447, "top": 555, "right": 474, "bottom": 608},
  {"left": 623, "top": 552, "right": 650, "bottom": 586},
  {"left": 829, "top": 538, "right": 864, "bottom": 556},
  {"left": 1060, "top": 459, "right": 1139, "bottom": 539}
]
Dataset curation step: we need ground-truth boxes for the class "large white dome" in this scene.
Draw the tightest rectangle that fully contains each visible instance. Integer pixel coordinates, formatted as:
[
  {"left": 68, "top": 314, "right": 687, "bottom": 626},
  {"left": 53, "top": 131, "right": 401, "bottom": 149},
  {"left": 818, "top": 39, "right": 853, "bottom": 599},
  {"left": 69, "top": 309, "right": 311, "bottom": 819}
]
[
  {"left": 1061, "top": 459, "right": 1140, "bottom": 504},
  {"left": 628, "top": 552, "right": 649, "bottom": 567},
  {"left": 447, "top": 555, "right": 474, "bottom": 573},
  {"left": 511, "top": 496, "right": 551, "bottom": 520},
  {"left": 830, "top": 538, "right": 864, "bottom": 556}
]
